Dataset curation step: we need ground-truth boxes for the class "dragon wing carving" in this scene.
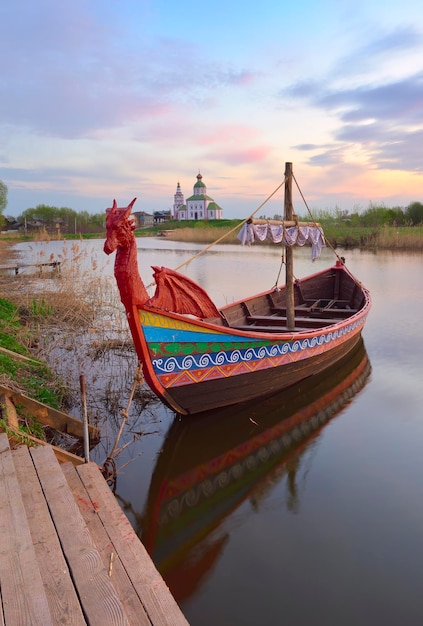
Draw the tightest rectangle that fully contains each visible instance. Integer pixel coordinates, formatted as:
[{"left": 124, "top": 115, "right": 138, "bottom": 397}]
[{"left": 148, "top": 266, "right": 220, "bottom": 319}]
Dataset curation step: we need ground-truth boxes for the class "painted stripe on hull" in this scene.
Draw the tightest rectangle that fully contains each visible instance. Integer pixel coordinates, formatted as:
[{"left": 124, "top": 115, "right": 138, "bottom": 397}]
[
  {"left": 140, "top": 310, "right": 270, "bottom": 344},
  {"left": 143, "top": 326, "right": 259, "bottom": 345},
  {"left": 140, "top": 310, "right": 367, "bottom": 389}
]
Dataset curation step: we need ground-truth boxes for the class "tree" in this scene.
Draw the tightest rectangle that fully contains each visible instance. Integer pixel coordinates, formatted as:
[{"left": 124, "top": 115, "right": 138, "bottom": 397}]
[
  {"left": 0, "top": 180, "right": 7, "bottom": 214},
  {"left": 406, "top": 202, "right": 423, "bottom": 225},
  {"left": 361, "top": 203, "right": 395, "bottom": 227}
]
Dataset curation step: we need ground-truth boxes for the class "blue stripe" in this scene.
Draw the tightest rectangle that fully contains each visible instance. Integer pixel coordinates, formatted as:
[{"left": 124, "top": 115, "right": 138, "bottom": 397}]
[{"left": 142, "top": 326, "right": 259, "bottom": 344}]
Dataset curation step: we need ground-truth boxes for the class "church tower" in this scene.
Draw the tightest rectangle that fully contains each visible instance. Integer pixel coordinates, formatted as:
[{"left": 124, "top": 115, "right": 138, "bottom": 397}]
[
  {"left": 174, "top": 173, "right": 223, "bottom": 221},
  {"left": 173, "top": 181, "right": 185, "bottom": 219},
  {"left": 193, "top": 172, "right": 206, "bottom": 195}
]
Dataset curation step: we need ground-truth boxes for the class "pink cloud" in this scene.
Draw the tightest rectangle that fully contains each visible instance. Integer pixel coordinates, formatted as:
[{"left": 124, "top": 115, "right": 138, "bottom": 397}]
[
  {"left": 204, "top": 145, "right": 272, "bottom": 165},
  {"left": 199, "top": 125, "right": 261, "bottom": 145}
]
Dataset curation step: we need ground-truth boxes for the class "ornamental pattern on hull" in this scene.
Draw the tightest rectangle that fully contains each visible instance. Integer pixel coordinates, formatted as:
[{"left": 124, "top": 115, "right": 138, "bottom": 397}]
[{"left": 147, "top": 316, "right": 366, "bottom": 389}]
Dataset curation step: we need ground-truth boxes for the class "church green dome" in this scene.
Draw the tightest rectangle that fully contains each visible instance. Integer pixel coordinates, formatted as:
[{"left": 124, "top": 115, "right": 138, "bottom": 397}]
[{"left": 193, "top": 172, "right": 206, "bottom": 188}]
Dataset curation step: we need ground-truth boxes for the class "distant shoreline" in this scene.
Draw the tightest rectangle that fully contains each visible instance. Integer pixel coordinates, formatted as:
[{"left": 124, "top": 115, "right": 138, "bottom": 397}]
[{"left": 2, "top": 222, "right": 423, "bottom": 251}]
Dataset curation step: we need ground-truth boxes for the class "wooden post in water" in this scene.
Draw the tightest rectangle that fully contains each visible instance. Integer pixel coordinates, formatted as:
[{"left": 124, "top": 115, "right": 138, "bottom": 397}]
[
  {"left": 284, "top": 162, "right": 295, "bottom": 330},
  {"left": 79, "top": 374, "right": 90, "bottom": 463}
]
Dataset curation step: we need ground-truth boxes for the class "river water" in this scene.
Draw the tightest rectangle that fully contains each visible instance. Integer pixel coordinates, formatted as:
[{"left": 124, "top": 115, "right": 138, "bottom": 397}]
[{"left": 13, "top": 239, "right": 423, "bottom": 625}]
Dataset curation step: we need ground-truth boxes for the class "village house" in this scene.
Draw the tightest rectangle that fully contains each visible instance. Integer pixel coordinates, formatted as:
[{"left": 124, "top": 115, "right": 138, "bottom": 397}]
[
  {"left": 173, "top": 173, "right": 223, "bottom": 221},
  {"left": 132, "top": 211, "right": 154, "bottom": 228},
  {"left": 153, "top": 210, "right": 172, "bottom": 223}
]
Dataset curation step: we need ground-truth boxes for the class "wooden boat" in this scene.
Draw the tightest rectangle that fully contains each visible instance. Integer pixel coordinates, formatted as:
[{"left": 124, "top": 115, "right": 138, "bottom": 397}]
[
  {"left": 141, "top": 339, "right": 371, "bottom": 601},
  {"left": 104, "top": 163, "right": 371, "bottom": 415}
]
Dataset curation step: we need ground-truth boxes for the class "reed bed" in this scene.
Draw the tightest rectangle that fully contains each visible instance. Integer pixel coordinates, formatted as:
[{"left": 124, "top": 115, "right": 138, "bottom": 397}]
[
  {"left": 1, "top": 241, "right": 121, "bottom": 341},
  {"left": 374, "top": 225, "right": 423, "bottom": 250},
  {"left": 165, "top": 224, "right": 423, "bottom": 250},
  {"left": 165, "top": 226, "right": 242, "bottom": 244},
  {"left": 0, "top": 240, "right": 160, "bottom": 451}
]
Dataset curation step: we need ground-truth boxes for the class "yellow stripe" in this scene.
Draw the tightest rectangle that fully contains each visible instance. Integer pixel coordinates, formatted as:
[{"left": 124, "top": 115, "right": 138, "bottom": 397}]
[{"left": 139, "top": 309, "right": 217, "bottom": 334}]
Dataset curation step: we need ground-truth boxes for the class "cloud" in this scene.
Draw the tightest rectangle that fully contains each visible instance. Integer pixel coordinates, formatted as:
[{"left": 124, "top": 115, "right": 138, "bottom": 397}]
[
  {"left": 203, "top": 145, "right": 272, "bottom": 166},
  {"left": 199, "top": 125, "right": 261, "bottom": 145},
  {"left": 317, "top": 73, "right": 423, "bottom": 125},
  {"left": 338, "top": 124, "right": 423, "bottom": 172},
  {"left": 194, "top": 125, "right": 273, "bottom": 166},
  {"left": 0, "top": 3, "right": 255, "bottom": 139},
  {"left": 360, "top": 25, "right": 422, "bottom": 55},
  {"left": 280, "top": 26, "right": 423, "bottom": 174},
  {"left": 291, "top": 71, "right": 423, "bottom": 173}
]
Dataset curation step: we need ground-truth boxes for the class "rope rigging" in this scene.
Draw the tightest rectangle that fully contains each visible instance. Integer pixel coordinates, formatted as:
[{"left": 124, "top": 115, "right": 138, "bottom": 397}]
[
  {"left": 146, "top": 170, "right": 353, "bottom": 291},
  {"left": 292, "top": 172, "right": 344, "bottom": 265},
  {"left": 145, "top": 175, "right": 288, "bottom": 291}
]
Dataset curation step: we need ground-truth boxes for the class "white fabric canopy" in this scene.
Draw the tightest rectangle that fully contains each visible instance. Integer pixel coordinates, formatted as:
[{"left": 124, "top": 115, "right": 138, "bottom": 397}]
[{"left": 237, "top": 222, "right": 325, "bottom": 261}]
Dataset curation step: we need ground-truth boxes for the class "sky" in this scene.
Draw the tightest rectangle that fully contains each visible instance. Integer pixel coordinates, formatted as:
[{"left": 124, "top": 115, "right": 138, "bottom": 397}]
[{"left": 1, "top": 0, "right": 423, "bottom": 219}]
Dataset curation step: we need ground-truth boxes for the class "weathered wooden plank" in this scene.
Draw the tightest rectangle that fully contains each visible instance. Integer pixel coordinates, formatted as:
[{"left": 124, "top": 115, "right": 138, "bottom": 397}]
[
  {"left": 0, "top": 347, "right": 38, "bottom": 363},
  {"left": 0, "top": 590, "right": 5, "bottom": 626},
  {"left": 4, "top": 426, "right": 88, "bottom": 466},
  {"left": 232, "top": 324, "right": 310, "bottom": 333},
  {"left": 0, "top": 434, "right": 53, "bottom": 626},
  {"left": 247, "top": 314, "right": 347, "bottom": 326},
  {"left": 62, "top": 462, "right": 152, "bottom": 626},
  {"left": 272, "top": 306, "right": 357, "bottom": 317},
  {"left": 12, "top": 445, "right": 87, "bottom": 626},
  {"left": 29, "top": 445, "right": 131, "bottom": 626},
  {"left": 0, "top": 384, "right": 99, "bottom": 441},
  {"left": 0, "top": 394, "right": 19, "bottom": 428},
  {"left": 251, "top": 218, "right": 321, "bottom": 227},
  {"left": 76, "top": 462, "right": 189, "bottom": 626},
  {"left": 0, "top": 262, "right": 61, "bottom": 275}
]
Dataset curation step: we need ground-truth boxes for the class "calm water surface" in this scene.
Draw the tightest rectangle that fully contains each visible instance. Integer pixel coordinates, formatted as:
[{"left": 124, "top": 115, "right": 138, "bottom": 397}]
[{"left": 14, "top": 239, "right": 423, "bottom": 625}]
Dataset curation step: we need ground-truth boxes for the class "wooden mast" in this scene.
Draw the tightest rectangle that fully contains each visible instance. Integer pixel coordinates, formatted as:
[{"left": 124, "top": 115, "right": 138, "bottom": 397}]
[{"left": 284, "top": 162, "right": 295, "bottom": 330}]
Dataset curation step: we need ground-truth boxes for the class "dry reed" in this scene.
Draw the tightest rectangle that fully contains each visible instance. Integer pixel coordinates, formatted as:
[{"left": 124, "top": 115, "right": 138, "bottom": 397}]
[
  {"left": 166, "top": 224, "right": 423, "bottom": 250},
  {"left": 166, "top": 226, "right": 241, "bottom": 244},
  {"left": 0, "top": 240, "right": 169, "bottom": 468},
  {"left": 1, "top": 240, "right": 149, "bottom": 406},
  {"left": 375, "top": 225, "right": 423, "bottom": 250}
]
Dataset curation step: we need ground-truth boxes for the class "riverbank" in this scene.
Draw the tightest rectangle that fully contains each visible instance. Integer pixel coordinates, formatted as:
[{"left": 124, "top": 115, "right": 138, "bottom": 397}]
[
  {"left": 2, "top": 221, "right": 423, "bottom": 250},
  {"left": 0, "top": 282, "right": 73, "bottom": 442},
  {"left": 151, "top": 222, "right": 423, "bottom": 251},
  {"left": 0, "top": 239, "right": 154, "bottom": 463}
]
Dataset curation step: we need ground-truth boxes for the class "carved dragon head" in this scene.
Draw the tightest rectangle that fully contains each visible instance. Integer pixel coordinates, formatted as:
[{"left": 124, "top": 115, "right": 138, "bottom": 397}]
[{"left": 104, "top": 198, "right": 137, "bottom": 255}]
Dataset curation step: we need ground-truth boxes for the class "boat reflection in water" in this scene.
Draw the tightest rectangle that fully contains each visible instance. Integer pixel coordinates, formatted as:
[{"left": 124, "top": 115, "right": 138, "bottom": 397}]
[{"left": 142, "top": 338, "right": 371, "bottom": 603}]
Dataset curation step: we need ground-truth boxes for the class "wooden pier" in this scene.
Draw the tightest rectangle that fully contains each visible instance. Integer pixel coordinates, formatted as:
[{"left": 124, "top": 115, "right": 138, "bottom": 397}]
[
  {"left": 0, "top": 261, "right": 61, "bottom": 275},
  {"left": 0, "top": 433, "right": 189, "bottom": 625}
]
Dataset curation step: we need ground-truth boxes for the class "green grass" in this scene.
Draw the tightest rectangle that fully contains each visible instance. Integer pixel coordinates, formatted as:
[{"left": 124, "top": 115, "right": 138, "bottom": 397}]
[
  {"left": 0, "top": 298, "right": 29, "bottom": 355},
  {"left": 0, "top": 297, "right": 19, "bottom": 322},
  {"left": 0, "top": 296, "right": 69, "bottom": 409}
]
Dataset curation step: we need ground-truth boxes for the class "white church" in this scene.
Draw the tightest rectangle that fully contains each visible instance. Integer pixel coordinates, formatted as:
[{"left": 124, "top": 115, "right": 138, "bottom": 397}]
[{"left": 173, "top": 173, "right": 223, "bottom": 221}]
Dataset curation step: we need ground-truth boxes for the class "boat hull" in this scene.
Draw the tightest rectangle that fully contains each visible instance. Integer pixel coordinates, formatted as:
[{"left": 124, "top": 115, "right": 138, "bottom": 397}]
[
  {"left": 127, "top": 264, "right": 371, "bottom": 414},
  {"left": 162, "top": 333, "right": 362, "bottom": 413}
]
